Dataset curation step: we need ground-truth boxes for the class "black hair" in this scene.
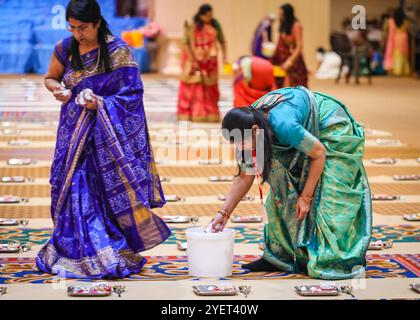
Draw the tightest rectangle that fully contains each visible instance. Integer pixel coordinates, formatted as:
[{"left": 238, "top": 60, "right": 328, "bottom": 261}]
[
  {"left": 279, "top": 3, "right": 296, "bottom": 35},
  {"left": 393, "top": 7, "right": 405, "bottom": 28},
  {"left": 222, "top": 108, "right": 273, "bottom": 184},
  {"left": 194, "top": 4, "right": 217, "bottom": 30},
  {"left": 66, "top": 0, "right": 113, "bottom": 73}
]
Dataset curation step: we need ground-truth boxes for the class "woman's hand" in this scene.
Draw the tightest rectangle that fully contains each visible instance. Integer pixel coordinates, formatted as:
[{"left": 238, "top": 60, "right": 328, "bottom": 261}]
[
  {"left": 76, "top": 91, "right": 100, "bottom": 110},
  {"left": 281, "top": 60, "right": 292, "bottom": 71},
  {"left": 210, "top": 212, "right": 229, "bottom": 233},
  {"left": 52, "top": 85, "right": 71, "bottom": 103},
  {"left": 296, "top": 196, "right": 311, "bottom": 221}
]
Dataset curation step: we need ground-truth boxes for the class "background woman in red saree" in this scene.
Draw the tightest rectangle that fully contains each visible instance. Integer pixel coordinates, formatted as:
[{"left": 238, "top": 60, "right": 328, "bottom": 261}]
[
  {"left": 177, "top": 4, "right": 227, "bottom": 122},
  {"left": 233, "top": 56, "right": 275, "bottom": 107},
  {"left": 271, "top": 3, "right": 308, "bottom": 88}
]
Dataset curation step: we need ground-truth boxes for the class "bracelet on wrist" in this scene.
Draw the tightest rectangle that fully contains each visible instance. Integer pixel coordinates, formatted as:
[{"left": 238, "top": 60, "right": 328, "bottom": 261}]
[
  {"left": 300, "top": 195, "right": 313, "bottom": 203},
  {"left": 218, "top": 210, "right": 231, "bottom": 219}
]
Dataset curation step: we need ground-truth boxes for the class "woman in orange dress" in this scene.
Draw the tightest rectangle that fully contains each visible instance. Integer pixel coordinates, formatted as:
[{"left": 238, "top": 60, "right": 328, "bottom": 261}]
[
  {"left": 177, "top": 4, "right": 227, "bottom": 122},
  {"left": 271, "top": 3, "right": 308, "bottom": 88},
  {"left": 384, "top": 7, "right": 411, "bottom": 76}
]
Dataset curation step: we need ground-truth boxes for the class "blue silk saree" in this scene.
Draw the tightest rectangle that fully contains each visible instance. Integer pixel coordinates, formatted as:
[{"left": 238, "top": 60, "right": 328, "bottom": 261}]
[{"left": 36, "top": 36, "right": 171, "bottom": 279}]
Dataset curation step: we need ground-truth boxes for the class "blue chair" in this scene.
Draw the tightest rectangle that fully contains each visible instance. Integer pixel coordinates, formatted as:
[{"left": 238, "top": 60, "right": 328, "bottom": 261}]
[{"left": 0, "top": 0, "right": 150, "bottom": 74}]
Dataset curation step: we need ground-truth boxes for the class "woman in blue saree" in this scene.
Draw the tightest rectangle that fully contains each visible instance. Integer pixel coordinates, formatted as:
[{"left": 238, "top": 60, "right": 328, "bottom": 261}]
[
  {"left": 36, "top": 0, "right": 170, "bottom": 279},
  {"left": 211, "top": 86, "right": 372, "bottom": 280},
  {"left": 251, "top": 14, "right": 275, "bottom": 59}
]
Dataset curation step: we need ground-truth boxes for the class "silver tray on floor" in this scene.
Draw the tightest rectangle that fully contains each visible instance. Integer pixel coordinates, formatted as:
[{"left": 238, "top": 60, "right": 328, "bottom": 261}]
[
  {"left": 193, "top": 285, "right": 238, "bottom": 296},
  {"left": 393, "top": 175, "right": 420, "bottom": 181},
  {"left": 8, "top": 139, "right": 31, "bottom": 146},
  {"left": 295, "top": 285, "right": 355, "bottom": 298},
  {"left": 1, "top": 176, "right": 34, "bottom": 183},
  {"left": 218, "top": 194, "right": 255, "bottom": 202},
  {"left": 0, "top": 242, "right": 31, "bottom": 254},
  {"left": 67, "top": 283, "right": 112, "bottom": 297},
  {"left": 198, "top": 159, "right": 223, "bottom": 165},
  {"left": 7, "top": 158, "right": 37, "bottom": 166},
  {"left": 403, "top": 214, "right": 420, "bottom": 221},
  {"left": 165, "top": 195, "right": 185, "bottom": 202},
  {"left": 370, "top": 158, "right": 399, "bottom": 165},
  {"left": 295, "top": 285, "right": 340, "bottom": 296},
  {"left": 372, "top": 194, "right": 400, "bottom": 201},
  {"left": 162, "top": 216, "right": 198, "bottom": 224},
  {"left": 231, "top": 216, "right": 263, "bottom": 223},
  {"left": 209, "top": 176, "right": 235, "bottom": 182},
  {"left": 0, "top": 196, "right": 29, "bottom": 204},
  {"left": 375, "top": 139, "right": 400, "bottom": 146},
  {"left": 0, "top": 219, "right": 29, "bottom": 226},
  {"left": 0, "top": 244, "right": 20, "bottom": 253},
  {"left": 1, "top": 129, "right": 21, "bottom": 135},
  {"left": 368, "top": 240, "right": 393, "bottom": 250}
]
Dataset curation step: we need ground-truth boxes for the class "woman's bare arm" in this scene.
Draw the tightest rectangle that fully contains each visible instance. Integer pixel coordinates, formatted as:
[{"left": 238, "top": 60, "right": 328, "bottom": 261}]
[
  {"left": 284, "top": 22, "right": 304, "bottom": 68},
  {"left": 211, "top": 170, "right": 255, "bottom": 232},
  {"left": 296, "top": 139, "right": 326, "bottom": 221},
  {"left": 302, "top": 139, "right": 326, "bottom": 198},
  {"left": 221, "top": 170, "right": 255, "bottom": 214},
  {"left": 44, "top": 50, "right": 72, "bottom": 103},
  {"left": 45, "top": 52, "right": 64, "bottom": 92}
]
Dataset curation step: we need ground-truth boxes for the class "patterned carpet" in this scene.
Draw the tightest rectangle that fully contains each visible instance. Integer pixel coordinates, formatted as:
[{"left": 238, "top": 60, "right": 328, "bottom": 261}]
[{"left": 0, "top": 254, "right": 419, "bottom": 284}]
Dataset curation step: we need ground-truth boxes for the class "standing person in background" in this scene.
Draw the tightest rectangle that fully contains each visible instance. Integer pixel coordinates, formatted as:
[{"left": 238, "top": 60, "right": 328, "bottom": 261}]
[
  {"left": 384, "top": 7, "right": 411, "bottom": 76},
  {"left": 352, "top": 30, "right": 373, "bottom": 84},
  {"left": 271, "top": 3, "right": 308, "bottom": 88},
  {"left": 177, "top": 4, "right": 227, "bottom": 122},
  {"left": 251, "top": 14, "right": 276, "bottom": 59}
]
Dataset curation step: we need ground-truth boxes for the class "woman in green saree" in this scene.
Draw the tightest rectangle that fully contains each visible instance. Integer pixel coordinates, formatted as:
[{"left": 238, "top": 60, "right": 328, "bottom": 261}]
[{"left": 211, "top": 86, "right": 372, "bottom": 280}]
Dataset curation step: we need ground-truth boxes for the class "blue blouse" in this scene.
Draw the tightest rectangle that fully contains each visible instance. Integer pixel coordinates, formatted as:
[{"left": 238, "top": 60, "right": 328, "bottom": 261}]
[{"left": 267, "top": 87, "right": 318, "bottom": 154}]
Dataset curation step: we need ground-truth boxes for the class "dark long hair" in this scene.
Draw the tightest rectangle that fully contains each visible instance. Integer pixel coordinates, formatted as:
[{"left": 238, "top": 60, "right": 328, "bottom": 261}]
[
  {"left": 393, "top": 7, "right": 405, "bottom": 28},
  {"left": 222, "top": 108, "right": 273, "bottom": 184},
  {"left": 279, "top": 3, "right": 297, "bottom": 35},
  {"left": 194, "top": 4, "right": 217, "bottom": 30},
  {"left": 66, "top": 0, "right": 113, "bottom": 73}
]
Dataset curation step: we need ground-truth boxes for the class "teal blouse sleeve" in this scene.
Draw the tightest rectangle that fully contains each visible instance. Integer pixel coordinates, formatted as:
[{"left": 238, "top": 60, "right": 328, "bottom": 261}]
[{"left": 268, "top": 99, "right": 318, "bottom": 154}]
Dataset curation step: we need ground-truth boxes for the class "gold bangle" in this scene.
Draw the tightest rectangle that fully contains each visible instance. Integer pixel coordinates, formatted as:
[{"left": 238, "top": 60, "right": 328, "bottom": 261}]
[
  {"left": 300, "top": 196, "right": 313, "bottom": 203},
  {"left": 218, "top": 210, "right": 230, "bottom": 219}
]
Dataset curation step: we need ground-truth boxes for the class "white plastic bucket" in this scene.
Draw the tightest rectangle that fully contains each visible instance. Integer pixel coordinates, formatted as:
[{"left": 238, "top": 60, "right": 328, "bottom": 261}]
[{"left": 186, "top": 227, "right": 236, "bottom": 278}]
